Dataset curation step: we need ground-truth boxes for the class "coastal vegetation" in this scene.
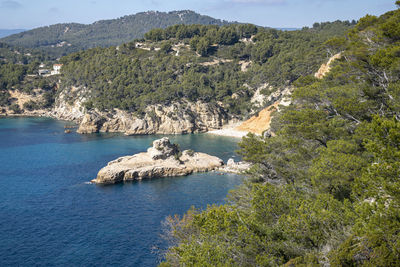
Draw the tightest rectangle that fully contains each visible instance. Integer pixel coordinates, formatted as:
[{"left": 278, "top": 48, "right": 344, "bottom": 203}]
[
  {"left": 2, "top": 3, "right": 400, "bottom": 265},
  {"left": 57, "top": 21, "right": 352, "bottom": 116},
  {"left": 160, "top": 4, "right": 400, "bottom": 266},
  {"left": 0, "top": 43, "right": 58, "bottom": 109},
  {"left": 1, "top": 17, "right": 353, "bottom": 118}
]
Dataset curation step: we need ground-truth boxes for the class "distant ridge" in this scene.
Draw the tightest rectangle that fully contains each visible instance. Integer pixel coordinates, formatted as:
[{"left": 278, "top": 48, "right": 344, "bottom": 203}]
[
  {"left": 0, "top": 29, "right": 26, "bottom": 38},
  {"left": 0, "top": 10, "right": 232, "bottom": 57}
]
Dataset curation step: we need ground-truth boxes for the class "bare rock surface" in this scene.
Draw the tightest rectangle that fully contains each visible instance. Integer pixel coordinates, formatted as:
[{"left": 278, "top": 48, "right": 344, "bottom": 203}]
[
  {"left": 92, "top": 137, "right": 224, "bottom": 184},
  {"left": 219, "top": 158, "right": 251, "bottom": 173},
  {"left": 77, "top": 113, "right": 106, "bottom": 134},
  {"left": 314, "top": 52, "right": 342, "bottom": 79},
  {"left": 51, "top": 86, "right": 88, "bottom": 121},
  {"left": 72, "top": 100, "right": 229, "bottom": 135}
]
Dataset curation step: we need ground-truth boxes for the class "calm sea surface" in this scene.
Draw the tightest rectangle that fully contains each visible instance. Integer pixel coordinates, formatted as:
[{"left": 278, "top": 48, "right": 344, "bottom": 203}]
[{"left": 0, "top": 117, "right": 243, "bottom": 266}]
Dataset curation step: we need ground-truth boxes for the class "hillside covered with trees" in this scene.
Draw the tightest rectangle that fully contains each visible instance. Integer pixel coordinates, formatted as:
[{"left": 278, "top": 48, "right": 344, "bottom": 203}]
[
  {"left": 0, "top": 10, "right": 230, "bottom": 59},
  {"left": 58, "top": 21, "right": 352, "bottom": 116},
  {"left": 2, "top": 3, "right": 399, "bottom": 265},
  {"left": 160, "top": 3, "right": 400, "bottom": 266},
  {"left": 0, "top": 43, "right": 57, "bottom": 110}
]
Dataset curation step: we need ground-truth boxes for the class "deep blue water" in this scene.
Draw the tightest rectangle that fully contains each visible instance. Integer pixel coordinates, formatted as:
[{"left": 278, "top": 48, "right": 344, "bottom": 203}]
[{"left": 0, "top": 117, "right": 243, "bottom": 266}]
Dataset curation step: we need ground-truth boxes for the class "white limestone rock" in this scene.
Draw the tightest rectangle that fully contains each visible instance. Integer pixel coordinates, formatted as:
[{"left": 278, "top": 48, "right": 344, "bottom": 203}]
[{"left": 92, "top": 137, "right": 224, "bottom": 184}]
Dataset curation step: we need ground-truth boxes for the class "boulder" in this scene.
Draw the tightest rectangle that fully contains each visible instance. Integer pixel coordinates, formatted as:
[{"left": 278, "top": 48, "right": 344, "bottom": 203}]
[
  {"left": 77, "top": 113, "right": 105, "bottom": 134},
  {"left": 147, "top": 137, "right": 179, "bottom": 160}
]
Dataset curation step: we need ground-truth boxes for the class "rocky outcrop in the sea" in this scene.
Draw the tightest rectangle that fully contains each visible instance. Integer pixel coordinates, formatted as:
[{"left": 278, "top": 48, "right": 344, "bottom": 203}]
[
  {"left": 77, "top": 113, "right": 106, "bottom": 134},
  {"left": 76, "top": 100, "right": 229, "bottom": 135},
  {"left": 92, "top": 137, "right": 224, "bottom": 184},
  {"left": 219, "top": 158, "right": 251, "bottom": 173}
]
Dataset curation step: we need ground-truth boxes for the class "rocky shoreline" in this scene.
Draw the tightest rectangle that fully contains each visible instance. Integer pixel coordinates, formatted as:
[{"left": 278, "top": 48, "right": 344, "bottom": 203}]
[
  {"left": 1, "top": 83, "right": 293, "bottom": 137},
  {"left": 1, "top": 100, "right": 231, "bottom": 135},
  {"left": 92, "top": 137, "right": 250, "bottom": 184},
  {"left": 76, "top": 101, "right": 231, "bottom": 135}
]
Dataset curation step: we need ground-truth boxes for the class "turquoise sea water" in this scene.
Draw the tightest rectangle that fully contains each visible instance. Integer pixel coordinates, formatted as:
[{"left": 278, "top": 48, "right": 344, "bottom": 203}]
[{"left": 0, "top": 117, "right": 243, "bottom": 266}]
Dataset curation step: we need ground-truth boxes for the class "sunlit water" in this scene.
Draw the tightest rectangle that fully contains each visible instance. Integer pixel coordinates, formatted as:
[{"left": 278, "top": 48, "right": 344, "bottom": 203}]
[{"left": 0, "top": 117, "right": 243, "bottom": 266}]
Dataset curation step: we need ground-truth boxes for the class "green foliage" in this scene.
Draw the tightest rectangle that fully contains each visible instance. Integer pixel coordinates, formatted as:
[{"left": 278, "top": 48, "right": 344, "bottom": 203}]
[
  {"left": 9, "top": 103, "right": 21, "bottom": 113},
  {"left": 330, "top": 116, "right": 400, "bottom": 266},
  {"left": 195, "top": 37, "right": 211, "bottom": 56},
  {"left": 59, "top": 41, "right": 252, "bottom": 115},
  {"left": 145, "top": 23, "right": 253, "bottom": 44},
  {"left": 309, "top": 140, "right": 367, "bottom": 200},
  {"left": 58, "top": 22, "right": 352, "bottom": 116},
  {"left": 0, "top": 42, "right": 58, "bottom": 111},
  {"left": 186, "top": 149, "right": 195, "bottom": 156},
  {"left": 0, "top": 42, "right": 50, "bottom": 64},
  {"left": 161, "top": 6, "right": 400, "bottom": 266},
  {"left": 324, "top": 36, "right": 347, "bottom": 55},
  {"left": 163, "top": 183, "right": 354, "bottom": 266},
  {"left": 41, "top": 90, "right": 56, "bottom": 108},
  {"left": 0, "top": 90, "right": 10, "bottom": 105},
  {"left": 246, "top": 20, "right": 352, "bottom": 87},
  {"left": 0, "top": 62, "right": 27, "bottom": 89},
  {"left": 23, "top": 100, "right": 39, "bottom": 111},
  {"left": 159, "top": 41, "right": 172, "bottom": 54}
]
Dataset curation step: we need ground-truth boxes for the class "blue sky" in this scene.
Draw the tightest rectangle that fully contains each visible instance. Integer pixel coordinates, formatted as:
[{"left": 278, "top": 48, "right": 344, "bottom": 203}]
[{"left": 0, "top": 0, "right": 397, "bottom": 29}]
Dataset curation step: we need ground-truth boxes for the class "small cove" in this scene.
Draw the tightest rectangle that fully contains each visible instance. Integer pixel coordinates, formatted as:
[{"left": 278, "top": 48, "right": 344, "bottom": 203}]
[{"left": 0, "top": 117, "right": 243, "bottom": 266}]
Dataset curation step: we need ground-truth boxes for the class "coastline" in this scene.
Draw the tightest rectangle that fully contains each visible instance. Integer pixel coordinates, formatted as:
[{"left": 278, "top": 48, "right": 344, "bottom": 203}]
[
  {"left": 0, "top": 117, "right": 243, "bottom": 266},
  {"left": 0, "top": 113, "right": 51, "bottom": 118},
  {"left": 0, "top": 108, "right": 52, "bottom": 118},
  {"left": 0, "top": 112, "right": 79, "bottom": 128},
  {"left": 1, "top": 112, "right": 253, "bottom": 138}
]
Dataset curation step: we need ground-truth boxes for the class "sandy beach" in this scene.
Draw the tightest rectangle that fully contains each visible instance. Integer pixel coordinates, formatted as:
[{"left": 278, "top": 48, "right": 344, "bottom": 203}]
[{"left": 207, "top": 122, "right": 250, "bottom": 138}]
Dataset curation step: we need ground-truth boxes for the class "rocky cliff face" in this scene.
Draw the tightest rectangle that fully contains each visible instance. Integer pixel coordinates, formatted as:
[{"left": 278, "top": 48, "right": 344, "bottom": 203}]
[
  {"left": 92, "top": 137, "right": 224, "bottom": 184},
  {"left": 50, "top": 85, "right": 230, "bottom": 135},
  {"left": 76, "top": 100, "right": 229, "bottom": 135},
  {"left": 51, "top": 86, "right": 88, "bottom": 121}
]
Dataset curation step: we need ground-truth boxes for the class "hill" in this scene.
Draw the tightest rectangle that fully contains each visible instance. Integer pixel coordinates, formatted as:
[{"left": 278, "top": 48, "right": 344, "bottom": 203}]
[
  {"left": 0, "top": 10, "right": 231, "bottom": 58},
  {"left": 57, "top": 21, "right": 352, "bottom": 115},
  {"left": 161, "top": 3, "right": 400, "bottom": 266},
  {"left": 0, "top": 20, "right": 354, "bottom": 130}
]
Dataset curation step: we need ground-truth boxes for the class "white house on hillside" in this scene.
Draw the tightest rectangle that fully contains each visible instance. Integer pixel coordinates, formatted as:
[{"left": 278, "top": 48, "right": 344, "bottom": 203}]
[
  {"left": 51, "top": 64, "right": 63, "bottom": 75},
  {"left": 38, "top": 69, "right": 50, "bottom": 76}
]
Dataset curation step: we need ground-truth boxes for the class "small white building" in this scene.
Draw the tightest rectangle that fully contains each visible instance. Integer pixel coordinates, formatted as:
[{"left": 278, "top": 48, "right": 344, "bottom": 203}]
[
  {"left": 51, "top": 64, "right": 63, "bottom": 75},
  {"left": 38, "top": 69, "right": 50, "bottom": 76}
]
